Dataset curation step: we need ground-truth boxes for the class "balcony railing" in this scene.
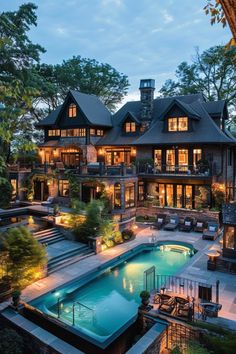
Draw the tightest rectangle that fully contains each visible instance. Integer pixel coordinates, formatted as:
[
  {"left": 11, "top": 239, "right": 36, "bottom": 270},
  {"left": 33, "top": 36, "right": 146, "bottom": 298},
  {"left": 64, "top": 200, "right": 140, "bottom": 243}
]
[
  {"left": 8, "top": 161, "right": 212, "bottom": 178},
  {"left": 137, "top": 164, "right": 212, "bottom": 177}
]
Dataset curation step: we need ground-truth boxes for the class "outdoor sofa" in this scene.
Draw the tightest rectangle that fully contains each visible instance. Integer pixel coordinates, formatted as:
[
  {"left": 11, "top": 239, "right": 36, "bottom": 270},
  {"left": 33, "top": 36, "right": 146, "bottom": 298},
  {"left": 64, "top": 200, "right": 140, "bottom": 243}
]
[
  {"left": 179, "top": 217, "right": 194, "bottom": 232},
  {"left": 163, "top": 215, "right": 179, "bottom": 231},
  {"left": 152, "top": 214, "right": 166, "bottom": 230},
  {"left": 202, "top": 222, "right": 220, "bottom": 241}
]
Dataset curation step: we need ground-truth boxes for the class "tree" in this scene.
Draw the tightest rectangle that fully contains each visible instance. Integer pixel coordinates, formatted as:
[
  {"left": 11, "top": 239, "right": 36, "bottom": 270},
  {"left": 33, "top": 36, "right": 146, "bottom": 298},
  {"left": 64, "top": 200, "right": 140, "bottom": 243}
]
[
  {"left": 159, "top": 46, "right": 236, "bottom": 128},
  {"left": 4, "top": 226, "right": 47, "bottom": 288},
  {"left": 34, "top": 56, "right": 129, "bottom": 112},
  {"left": 0, "top": 3, "right": 45, "bottom": 161},
  {"left": 205, "top": 0, "right": 236, "bottom": 44}
]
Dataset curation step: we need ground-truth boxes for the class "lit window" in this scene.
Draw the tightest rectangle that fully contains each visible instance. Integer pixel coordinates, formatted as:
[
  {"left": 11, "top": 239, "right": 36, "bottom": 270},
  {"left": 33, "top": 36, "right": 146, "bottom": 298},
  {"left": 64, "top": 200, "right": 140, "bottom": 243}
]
[
  {"left": 59, "top": 180, "right": 69, "bottom": 197},
  {"left": 125, "top": 183, "right": 135, "bottom": 208},
  {"left": 90, "top": 129, "right": 95, "bottom": 136},
  {"left": 48, "top": 129, "right": 60, "bottom": 136},
  {"left": 114, "top": 183, "right": 121, "bottom": 209},
  {"left": 68, "top": 103, "right": 77, "bottom": 118},
  {"left": 96, "top": 129, "right": 104, "bottom": 136},
  {"left": 168, "top": 117, "right": 188, "bottom": 131},
  {"left": 61, "top": 130, "right": 67, "bottom": 137},
  {"left": 125, "top": 122, "right": 136, "bottom": 133}
]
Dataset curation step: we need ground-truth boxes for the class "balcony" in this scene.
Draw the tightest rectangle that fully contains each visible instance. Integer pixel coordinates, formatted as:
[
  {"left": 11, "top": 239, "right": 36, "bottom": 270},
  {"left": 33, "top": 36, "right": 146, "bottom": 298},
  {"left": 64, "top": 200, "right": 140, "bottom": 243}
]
[
  {"left": 137, "top": 164, "right": 212, "bottom": 178},
  {"left": 7, "top": 162, "right": 137, "bottom": 177}
]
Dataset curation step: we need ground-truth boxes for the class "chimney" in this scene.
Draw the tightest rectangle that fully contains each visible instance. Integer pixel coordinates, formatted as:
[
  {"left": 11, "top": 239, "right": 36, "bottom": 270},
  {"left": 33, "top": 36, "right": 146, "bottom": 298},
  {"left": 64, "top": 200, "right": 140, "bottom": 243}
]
[{"left": 139, "top": 79, "right": 155, "bottom": 131}]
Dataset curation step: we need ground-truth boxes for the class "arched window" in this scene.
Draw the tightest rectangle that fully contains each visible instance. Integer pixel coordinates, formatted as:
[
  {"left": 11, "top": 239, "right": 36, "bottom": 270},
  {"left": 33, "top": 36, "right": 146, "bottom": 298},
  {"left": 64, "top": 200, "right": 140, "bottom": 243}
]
[
  {"left": 68, "top": 103, "right": 77, "bottom": 118},
  {"left": 114, "top": 183, "right": 121, "bottom": 209}
]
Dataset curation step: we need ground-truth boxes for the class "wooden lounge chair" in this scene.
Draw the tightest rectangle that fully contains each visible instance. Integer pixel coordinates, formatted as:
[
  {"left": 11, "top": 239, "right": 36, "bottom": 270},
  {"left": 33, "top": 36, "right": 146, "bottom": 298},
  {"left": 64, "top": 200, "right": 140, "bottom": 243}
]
[
  {"left": 159, "top": 297, "right": 176, "bottom": 314},
  {"left": 164, "top": 215, "right": 179, "bottom": 231},
  {"left": 202, "top": 222, "right": 220, "bottom": 241},
  {"left": 179, "top": 217, "right": 194, "bottom": 232},
  {"left": 152, "top": 214, "right": 166, "bottom": 230},
  {"left": 194, "top": 219, "right": 206, "bottom": 233}
]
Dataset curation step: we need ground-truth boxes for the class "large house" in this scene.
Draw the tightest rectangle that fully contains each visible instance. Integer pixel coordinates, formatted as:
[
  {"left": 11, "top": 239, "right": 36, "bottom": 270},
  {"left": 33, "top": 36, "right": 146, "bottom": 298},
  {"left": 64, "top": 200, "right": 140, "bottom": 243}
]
[{"left": 10, "top": 79, "right": 236, "bottom": 219}]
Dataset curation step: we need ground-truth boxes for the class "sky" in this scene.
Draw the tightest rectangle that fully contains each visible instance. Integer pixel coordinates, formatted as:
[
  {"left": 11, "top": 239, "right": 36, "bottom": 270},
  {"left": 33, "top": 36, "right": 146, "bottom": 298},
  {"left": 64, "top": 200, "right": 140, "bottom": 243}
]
[{"left": 1, "top": 0, "right": 232, "bottom": 105}]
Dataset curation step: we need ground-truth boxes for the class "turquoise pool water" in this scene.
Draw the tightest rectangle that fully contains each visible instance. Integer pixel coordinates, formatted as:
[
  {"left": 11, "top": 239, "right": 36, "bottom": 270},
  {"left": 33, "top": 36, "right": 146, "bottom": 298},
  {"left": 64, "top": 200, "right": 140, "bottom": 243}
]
[{"left": 30, "top": 243, "right": 194, "bottom": 346}]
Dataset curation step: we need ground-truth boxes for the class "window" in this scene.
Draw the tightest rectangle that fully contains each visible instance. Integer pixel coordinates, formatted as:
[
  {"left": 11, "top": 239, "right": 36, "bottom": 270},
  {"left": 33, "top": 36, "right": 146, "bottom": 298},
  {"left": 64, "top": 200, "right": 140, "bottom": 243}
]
[
  {"left": 125, "top": 183, "right": 135, "bottom": 208},
  {"left": 168, "top": 117, "right": 188, "bottom": 131},
  {"left": 105, "top": 148, "right": 131, "bottom": 165},
  {"left": 154, "top": 149, "right": 162, "bottom": 169},
  {"left": 178, "top": 149, "right": 188, "bottom": 171},
  {"left": 166, "top": 184, "right": 174, "bottom": 207},
  {"left": 96, "top": 129, "right": 104, "bottom": 136},
  {"left": 61, "top": 129, "right": 86, "bottom": 137},
  {"left": 125, "top": 122, "right": 136, "bottom": 133},
  {"left": 59, "top": 180, "right": 69, "bottom": 197},
  {"left": 114, "top": 183, "right": 121, "bottom": 209},
  {"left": 48, "top": 129, "right": 60, "bottom": 136},
  {"left": 11, "top": 179, "right": 17, "bottom": 198},
  {"left": 138, "top": 182, "right": 145, "bottom": 201},
  {"left": 225, "top": 226, "right": 235, "bottom": 250},
  {"left": 68, "top": 103, "right": 77, "bottom": 118},
  {"left": 90, "top": 129, "right": 95, "bottom": 136},
  {"left": 193, "top": 149, "right": 202, "bottom": 167},
  {"left": 166, "top": 149, "right": 175, "bottom": 171}
]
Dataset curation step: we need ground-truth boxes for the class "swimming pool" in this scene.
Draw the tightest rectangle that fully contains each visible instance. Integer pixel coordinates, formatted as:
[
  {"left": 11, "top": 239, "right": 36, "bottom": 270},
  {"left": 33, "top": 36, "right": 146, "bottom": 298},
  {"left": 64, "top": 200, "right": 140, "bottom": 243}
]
[{"left": 29, "top": 242, "right": 195, "bottom": 348}]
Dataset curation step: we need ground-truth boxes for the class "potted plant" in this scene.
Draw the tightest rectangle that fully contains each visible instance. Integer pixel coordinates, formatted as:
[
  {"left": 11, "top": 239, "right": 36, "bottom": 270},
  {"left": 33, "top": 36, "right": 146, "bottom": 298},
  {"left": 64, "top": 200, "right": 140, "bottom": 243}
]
[
  {"left": 12, "top": 289, "right": 21, "bottom": 308},
  {"left": 140, "top": 290, "right": 150, "bottom": 306},
  {"left": 53, "top": 204, "right": 60, "bottom": 216}
]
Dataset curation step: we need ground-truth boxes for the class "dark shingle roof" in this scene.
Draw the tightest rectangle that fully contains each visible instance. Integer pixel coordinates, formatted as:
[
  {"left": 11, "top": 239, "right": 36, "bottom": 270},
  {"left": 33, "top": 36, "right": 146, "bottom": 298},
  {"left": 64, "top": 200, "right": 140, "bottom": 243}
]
[
  {"left": 37, "top": 90, "right": 112, "bottom": 128},
  {"left": 37, "top": 106, "right": 62, "bottom": 127},
  {"left": 98, "top": 93, "right": 235, "bottom": 146},
  {"left": 203, "top": 100, "right": 226, "bottom": 117}
]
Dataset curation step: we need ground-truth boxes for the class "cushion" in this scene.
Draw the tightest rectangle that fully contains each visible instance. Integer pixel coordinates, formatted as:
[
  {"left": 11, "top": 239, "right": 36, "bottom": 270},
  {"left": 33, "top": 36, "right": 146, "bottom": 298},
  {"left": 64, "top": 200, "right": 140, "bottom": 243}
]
[
  {"left": 170, "top": 219, "right": 176, "bottom": 224},
  {"left": 196, "top": 222, "right": 203, "bottom": 227},
  {"left": 209, "top": 226, "right": 216, "bottom": 232},
  {"left": 157, "top": 218, "right": 163, "bottom": 223},
  {"left": 185, "top": 221, "right": 191, "bottom": 226}
]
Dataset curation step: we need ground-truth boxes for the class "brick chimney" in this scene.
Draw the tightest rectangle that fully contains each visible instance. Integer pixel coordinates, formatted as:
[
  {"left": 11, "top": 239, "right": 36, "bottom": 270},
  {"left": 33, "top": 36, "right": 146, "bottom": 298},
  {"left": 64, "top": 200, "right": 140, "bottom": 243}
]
[{"left": 139, "top": 79, "right": 155, "bottom": 131}]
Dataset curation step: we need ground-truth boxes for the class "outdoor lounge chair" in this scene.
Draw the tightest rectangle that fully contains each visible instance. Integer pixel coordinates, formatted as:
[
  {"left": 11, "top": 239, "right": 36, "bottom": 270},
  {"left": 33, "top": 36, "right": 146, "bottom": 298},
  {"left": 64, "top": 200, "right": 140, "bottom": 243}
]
[
  {"left": 158, "top": 297, "right": 176, "bottom": 314},
  {"left": 163, "top": 215, "right": 179, "bottom": 231},
  {"left": 179, "top": 217, "right": 194, "bottom": 232},
  {"left": 194, "top": 219, "right": 206, "bottom": 233},
  {"left": 152, "top": 214, "right": 166, "bottom": 230},
  {"left": 41, "top": 196, "right": 54, "bottom": 206},
  {"left": 153, "top": 293, "right": 171, "bottom": 304},
  {"left": 202, "top": 222, "right": 220, "bottom": 241}
]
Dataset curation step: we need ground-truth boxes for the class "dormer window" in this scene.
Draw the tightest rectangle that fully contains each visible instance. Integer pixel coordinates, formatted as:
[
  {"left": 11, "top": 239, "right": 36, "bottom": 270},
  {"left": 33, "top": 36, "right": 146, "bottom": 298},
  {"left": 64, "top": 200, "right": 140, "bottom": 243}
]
[
  {"left": 168, "top": 117, "right": 188, "bottom": 132},
  {"left": 125, "top": 122, "right": 136, "bottom": 133},
  {"left": 68, "top": 103, "right": 77, "bottom": 118}
]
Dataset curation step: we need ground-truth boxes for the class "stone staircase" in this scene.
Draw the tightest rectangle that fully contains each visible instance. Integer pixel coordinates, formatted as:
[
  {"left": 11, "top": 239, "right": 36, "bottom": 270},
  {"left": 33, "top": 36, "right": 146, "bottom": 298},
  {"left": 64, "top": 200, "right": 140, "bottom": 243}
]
[
  {"left": 33, "top": 228, "right": 65, "bottom": 245},
  {"left": 47, "top": 245, "right": 94, "bottom": 274}
]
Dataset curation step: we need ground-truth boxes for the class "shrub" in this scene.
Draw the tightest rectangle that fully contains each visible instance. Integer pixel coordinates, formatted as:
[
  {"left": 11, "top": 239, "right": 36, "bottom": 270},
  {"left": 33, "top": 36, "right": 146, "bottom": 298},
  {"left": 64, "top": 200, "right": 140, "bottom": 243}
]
[
  {"left": 0, "top": 177, "right": 13, "bottom": 208},
  {"left": 114, "top": 230, "right": 123, "bottom": 244},
  {"left": 122, "top": 229, "right": 134, "bottom": 241},
  {"left": 4, "top": 226, "right": 47, "bottom": 288}
]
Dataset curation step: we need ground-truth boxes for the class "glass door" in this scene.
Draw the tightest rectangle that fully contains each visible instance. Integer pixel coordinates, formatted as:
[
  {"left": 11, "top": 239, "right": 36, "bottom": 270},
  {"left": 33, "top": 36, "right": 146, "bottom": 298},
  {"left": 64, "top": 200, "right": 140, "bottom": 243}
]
[
  {"left": 176, "top": 185, "right": 183, "bottom": 208},
  {"left": 184, "top": 185, "right": 193, "bottom": 209},
  {"left": 178, "top": 149, "right": 188, "bottom": 172},
  {"left": 166, "top": 184, "right": 174, "bottom": 207},
  {"left": 166, "top": 149, "right": 175, "bottom": 172}
]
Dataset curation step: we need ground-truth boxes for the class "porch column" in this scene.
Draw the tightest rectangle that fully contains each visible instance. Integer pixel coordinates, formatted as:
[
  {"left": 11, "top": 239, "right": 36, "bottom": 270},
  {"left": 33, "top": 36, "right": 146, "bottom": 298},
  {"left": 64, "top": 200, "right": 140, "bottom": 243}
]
[{"left": 121, "top": 181, "right": 125, "bottom": 210}]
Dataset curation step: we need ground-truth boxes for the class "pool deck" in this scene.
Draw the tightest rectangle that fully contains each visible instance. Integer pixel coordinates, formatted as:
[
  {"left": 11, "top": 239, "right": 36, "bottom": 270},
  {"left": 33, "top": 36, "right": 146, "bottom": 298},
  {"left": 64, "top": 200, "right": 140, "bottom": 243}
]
[{"left": 1, "top": 223, "right": 236, "bottom": 330}]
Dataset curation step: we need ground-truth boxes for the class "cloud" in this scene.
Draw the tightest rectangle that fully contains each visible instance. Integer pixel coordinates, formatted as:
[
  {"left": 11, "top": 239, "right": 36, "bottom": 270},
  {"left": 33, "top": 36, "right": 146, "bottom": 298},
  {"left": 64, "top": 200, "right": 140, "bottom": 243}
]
[
  {"left": 161, "top": 10, "right": 174, "bottom": 24},
  {"left": 151, "top": 27, "right": 163, "bottom": 34},
  {"left": 101, "top": 0, "right": 123, "bottom": 7},
  {"left": 55, "top": 27, "right": 68, "bottom": 36}
]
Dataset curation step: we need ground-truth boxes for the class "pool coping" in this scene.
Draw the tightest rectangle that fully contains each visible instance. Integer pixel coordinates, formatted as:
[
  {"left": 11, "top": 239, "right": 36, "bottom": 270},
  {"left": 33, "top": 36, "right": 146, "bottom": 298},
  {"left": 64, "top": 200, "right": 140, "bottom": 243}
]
[{"left": 25, "top": 240, "right": 196, "bottom": 349}]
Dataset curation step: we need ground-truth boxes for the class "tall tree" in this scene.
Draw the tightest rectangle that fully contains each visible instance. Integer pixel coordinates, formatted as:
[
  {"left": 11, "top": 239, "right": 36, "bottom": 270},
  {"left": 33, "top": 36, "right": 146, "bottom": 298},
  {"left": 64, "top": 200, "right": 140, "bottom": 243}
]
[
  {"left": 205, "top": 0, "right": 236, "bottom": 44},
  {"left": 34, "top": 56, "right": 129, "bottom": 113},
  {"left": 0, "top": 3, "right": 45, "bottom": 160},
  {"left": 160, "top": 46, "right": 236, "bottom": 116}
]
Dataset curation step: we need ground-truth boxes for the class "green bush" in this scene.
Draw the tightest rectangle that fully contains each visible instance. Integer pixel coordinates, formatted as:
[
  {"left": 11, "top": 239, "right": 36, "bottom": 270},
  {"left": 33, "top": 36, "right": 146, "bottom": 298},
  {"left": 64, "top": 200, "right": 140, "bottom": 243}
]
[
  {"left": 4, "top": 226, "right": 47, "bottom": 288},
  {"left": 203, "top": 332, "right": 236, "bottom": 354},
  {"left": 0, "top": 177, "right": 13, "bottom": 208},
  {"left": 122, "top": 229, "right": 134, "bottom": 241},
  {"left": 0, "top": 328, "right": 24, "bottom": 354},
  {"left": 114, "top": 230, "right": 123, "bottom": 244}
]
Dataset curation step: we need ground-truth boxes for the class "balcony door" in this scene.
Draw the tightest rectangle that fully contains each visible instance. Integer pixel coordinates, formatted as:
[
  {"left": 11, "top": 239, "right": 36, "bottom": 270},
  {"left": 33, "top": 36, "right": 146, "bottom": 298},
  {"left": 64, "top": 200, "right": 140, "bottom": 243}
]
[
  {"left": 61, "top": 152, "right": 80, "bottom": 167},
  {"left": 178, "top": 149, "right": 188, "bottom": 172},
  {"left": 166, "top": 149, "right": 175, "bottom": 172}
]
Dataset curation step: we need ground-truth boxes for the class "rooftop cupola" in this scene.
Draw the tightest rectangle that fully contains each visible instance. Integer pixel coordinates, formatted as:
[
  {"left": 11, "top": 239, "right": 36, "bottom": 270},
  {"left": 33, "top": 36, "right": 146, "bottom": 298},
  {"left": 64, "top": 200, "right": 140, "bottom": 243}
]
[{"left": 139, "top": 79, "right": 155, "bottom": 131}]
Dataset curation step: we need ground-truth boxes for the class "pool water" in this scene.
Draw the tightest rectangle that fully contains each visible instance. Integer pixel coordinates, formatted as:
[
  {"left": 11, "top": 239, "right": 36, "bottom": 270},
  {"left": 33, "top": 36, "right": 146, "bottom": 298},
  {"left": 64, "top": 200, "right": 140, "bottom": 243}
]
[{"left": 31, "top": 244, "right": 193, "bottom": 345}]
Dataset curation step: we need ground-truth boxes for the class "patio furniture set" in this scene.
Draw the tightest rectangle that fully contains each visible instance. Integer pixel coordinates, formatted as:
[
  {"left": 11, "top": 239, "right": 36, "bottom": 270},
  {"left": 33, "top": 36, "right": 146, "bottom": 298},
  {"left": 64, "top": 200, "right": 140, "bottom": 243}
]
[{"left": 151, "top": 214, "right": 221, "bottom": 240}]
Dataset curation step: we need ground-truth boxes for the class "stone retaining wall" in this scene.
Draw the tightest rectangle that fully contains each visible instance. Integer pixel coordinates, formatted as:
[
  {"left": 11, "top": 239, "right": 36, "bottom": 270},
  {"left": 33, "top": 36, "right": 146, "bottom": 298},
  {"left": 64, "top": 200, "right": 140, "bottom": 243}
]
[{"left": 136, "top": 206, "right": 219, "bottom": 222}]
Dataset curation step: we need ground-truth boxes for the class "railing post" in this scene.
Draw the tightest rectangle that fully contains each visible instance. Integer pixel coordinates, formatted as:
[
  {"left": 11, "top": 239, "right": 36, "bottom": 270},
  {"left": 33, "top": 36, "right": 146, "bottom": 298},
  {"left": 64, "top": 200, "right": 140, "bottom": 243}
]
[{"left": 216, "top": 280, "right": 220, "bottom": 303}]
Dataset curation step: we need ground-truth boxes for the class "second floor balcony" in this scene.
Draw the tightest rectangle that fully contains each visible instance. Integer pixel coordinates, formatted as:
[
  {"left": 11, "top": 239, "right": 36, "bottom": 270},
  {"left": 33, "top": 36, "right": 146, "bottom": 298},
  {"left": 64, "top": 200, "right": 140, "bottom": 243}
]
[{"left": 137, "top": 163, "right": 212, "bottom": 178}]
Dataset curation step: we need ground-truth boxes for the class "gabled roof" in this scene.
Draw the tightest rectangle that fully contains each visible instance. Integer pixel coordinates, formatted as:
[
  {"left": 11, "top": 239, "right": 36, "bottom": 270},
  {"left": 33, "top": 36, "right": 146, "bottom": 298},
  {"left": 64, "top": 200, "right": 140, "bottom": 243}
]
[
  {"left": 119, "top": 111, "right": 141, "bottom": 126},
  {"left": 159, "top": 98, "right": 201, "bottom": 120},
  {"left": 134, "top": 98, "right": 235, "bottom": 145},
  {"left": 203, "top": 100, "right": 227, "bottom": 118},
  {"left": 37, "top": 90, "right": 112, "bottom": 128}
]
